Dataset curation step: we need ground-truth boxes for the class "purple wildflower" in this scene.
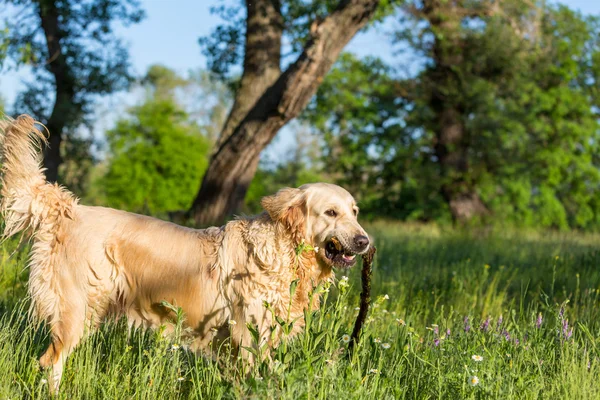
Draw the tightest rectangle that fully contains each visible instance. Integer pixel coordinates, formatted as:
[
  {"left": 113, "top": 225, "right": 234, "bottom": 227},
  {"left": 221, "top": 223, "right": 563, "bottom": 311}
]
[
  {"left": 430, "top": 325, "right": 441, "bottom": 346},
  {"left": 446, "top": 328, "right": 451, "bottom": 337},
  {"left": 514, "top": 338, "right": 519, "bottom": 346},
  {"left": 464, "top": 317, "right": 471, "bottom": 333},
  {"left": 480, "top": 316, "right": 490, "bottom": 333},
  {"left": 536, "top": 313, "right": 543, "bottom": 329},
  {"left": 502, "top": 330, "right": 511, "bottom": 341},
  {"left": 559, "top": 305, "right": 565, "bottom": 320},
  {"left": 497, "top": 315, "right": 503, "bottom": 331},
  {"left": 559, "top": 318, "right": 574, "bottom": 343}
]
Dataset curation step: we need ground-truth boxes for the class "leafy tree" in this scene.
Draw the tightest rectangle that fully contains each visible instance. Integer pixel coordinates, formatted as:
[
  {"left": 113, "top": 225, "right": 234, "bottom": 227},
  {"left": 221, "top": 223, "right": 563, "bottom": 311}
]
[
  {"left": 307, "top": 1, "right": 600, "bottom": 229},
  {"left": 99, "top": 66, "right": 211, "bottom": 216},
  {"left": 0, "top": 0, "right": 144, "bottom": 182},
  {"left": 187, "top": 0, "right": 393, "bottom": 226},
  {"left": 302, "top": 53, "right": 417, "bottom": 217}
]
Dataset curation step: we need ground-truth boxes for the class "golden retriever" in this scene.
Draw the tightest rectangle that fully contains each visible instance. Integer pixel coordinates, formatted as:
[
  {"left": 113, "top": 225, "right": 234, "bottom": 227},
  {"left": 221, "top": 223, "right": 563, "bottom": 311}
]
[{"left": 0, "top": 115, "right": 370, "bottom": 392}]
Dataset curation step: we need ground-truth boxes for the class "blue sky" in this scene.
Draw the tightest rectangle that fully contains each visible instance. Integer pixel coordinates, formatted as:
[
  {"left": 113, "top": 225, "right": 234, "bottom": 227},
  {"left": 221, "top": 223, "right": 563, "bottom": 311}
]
[{"left": 1, "top": 0, "right": 599, "bottom": 158}]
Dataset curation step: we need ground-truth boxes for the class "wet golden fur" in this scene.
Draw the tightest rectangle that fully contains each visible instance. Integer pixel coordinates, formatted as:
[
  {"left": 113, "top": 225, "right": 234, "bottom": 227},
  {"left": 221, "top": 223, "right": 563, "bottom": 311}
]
[{"left": 0, "top": 115, "right": 369, "bottom": 392}]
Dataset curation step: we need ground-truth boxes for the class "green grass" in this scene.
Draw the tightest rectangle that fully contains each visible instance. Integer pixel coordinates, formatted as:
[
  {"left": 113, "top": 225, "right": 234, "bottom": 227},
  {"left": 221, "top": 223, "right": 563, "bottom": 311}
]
[{"left": 2, "top": 223, "right": 600, "bottom": 399}]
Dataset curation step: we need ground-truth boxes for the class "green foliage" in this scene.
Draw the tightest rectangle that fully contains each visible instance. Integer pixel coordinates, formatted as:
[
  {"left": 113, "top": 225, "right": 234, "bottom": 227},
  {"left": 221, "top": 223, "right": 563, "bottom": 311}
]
[
  {"left": 0, "top": 239, "right": 29, "bottom": 307},
  {"left": 100, "top": 98, "right": 210, "bottom": 215},
  {"left": 82, "top": 65, "right": 230, "bottom": 215},
  {"left": 305, "top": 2, "right": 600, "bottom": 229},
  {"left": 3, "top": 225, "right": 600, "bottom": 397}
]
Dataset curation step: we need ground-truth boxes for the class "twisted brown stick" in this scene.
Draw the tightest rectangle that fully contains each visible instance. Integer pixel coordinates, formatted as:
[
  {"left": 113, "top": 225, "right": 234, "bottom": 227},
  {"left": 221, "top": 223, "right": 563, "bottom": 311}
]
[{"left": 348, "top": 245, "right": 376, "bottom": 355}]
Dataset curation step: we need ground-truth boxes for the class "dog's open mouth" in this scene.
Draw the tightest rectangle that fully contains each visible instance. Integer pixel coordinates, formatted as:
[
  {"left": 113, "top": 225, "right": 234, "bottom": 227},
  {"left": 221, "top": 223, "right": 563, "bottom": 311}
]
[{"left": 323, "top": 237, "right": 357, "bottom": 268}]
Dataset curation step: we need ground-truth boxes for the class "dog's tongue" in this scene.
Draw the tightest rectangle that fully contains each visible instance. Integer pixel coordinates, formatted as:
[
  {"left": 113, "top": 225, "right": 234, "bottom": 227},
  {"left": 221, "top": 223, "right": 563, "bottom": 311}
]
[{"left": 342, "top": 254, "right": 356, "bottom": 261}]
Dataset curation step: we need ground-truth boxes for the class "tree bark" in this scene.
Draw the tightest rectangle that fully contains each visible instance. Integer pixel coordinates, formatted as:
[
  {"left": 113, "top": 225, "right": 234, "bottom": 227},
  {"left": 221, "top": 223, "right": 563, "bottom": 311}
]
[
  {"left": 189, "top": 0, "right": 381, "bottom": 226},
  {"left": 434, "top": 108, "right": 488, "bottom": 222},
  {"left": 423, "top": 0, "right": 489, "bottom": 224},
  {"left": 37, "top": 0, "right": 76, "bottom": 183},
  {"left": 215, "top": 0, "right": 283, "bottom": 150}
]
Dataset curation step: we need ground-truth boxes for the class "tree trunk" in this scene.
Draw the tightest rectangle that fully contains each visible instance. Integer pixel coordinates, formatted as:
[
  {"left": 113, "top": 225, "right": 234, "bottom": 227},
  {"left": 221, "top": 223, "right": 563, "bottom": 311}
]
[
  {"left": 423, "top": 0, "right": 488, "bottom": 224},
  {"left": 434, "top": 108, "right": 488, "bottom": 223},
  {"left": 189, "top": 0, "right": 381, "bottom": 226},
  {"left": 215, "top": 0, "right": 283, "bottom": 150},
  {"left": 37, "top": 0, "right": 75, "bottom": 183}
]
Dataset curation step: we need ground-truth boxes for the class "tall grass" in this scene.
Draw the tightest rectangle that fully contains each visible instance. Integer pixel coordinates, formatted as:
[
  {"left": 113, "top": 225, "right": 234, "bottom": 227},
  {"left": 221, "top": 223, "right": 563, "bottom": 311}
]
[{"left": 1, "top": 223, "right": 600, "bottom": 399}]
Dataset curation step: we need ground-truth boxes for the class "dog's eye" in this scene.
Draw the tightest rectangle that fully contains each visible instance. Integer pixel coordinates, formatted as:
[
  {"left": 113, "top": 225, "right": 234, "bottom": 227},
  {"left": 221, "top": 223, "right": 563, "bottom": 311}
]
[{"left": 325, "top": 209, "right": 337, "bottom": 217}]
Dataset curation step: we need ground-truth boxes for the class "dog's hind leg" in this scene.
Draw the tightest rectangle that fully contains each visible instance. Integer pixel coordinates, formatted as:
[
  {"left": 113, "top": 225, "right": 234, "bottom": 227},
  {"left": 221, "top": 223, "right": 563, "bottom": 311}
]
[{"left": 38, "top": 294, "right": 98, "bottom": 394}]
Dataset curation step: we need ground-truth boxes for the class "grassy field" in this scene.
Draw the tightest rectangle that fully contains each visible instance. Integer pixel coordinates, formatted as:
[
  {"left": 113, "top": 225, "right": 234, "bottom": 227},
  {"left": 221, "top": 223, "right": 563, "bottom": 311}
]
[{"left": 1, "top": 222, "right": 600, "bottom": 399}]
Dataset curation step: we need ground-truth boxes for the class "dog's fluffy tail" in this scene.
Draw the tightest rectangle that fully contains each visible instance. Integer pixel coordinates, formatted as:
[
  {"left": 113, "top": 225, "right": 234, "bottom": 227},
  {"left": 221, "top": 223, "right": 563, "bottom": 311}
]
[{"left": 0, "top": 114, "right": 76, "bottom": 240}]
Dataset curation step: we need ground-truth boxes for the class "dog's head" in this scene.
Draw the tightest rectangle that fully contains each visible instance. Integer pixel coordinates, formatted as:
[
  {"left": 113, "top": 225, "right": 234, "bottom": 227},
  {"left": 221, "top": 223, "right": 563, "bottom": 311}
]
[{"left": 261, "top": 183, "right": 370, "bottom": 269}]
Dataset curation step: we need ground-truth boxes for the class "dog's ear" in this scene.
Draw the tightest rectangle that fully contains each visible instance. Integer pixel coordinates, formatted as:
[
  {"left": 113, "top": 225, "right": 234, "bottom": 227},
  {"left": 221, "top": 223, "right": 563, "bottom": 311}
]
[{"left": 261, "top": 188, "right": 306, "bottom": 242}]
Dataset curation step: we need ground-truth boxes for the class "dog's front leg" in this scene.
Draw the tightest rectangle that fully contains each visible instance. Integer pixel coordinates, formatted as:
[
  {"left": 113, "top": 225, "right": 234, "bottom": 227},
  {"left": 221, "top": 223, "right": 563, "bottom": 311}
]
[{"left": 228, "top": 300, "right": 275, "bottom": 374}]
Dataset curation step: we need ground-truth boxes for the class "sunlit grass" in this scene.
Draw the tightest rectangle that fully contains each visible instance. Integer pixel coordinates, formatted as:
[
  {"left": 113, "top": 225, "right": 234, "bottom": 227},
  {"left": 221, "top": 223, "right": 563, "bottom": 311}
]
[{"left": 1, "top": 223, "right": 600, "bottom": 399}]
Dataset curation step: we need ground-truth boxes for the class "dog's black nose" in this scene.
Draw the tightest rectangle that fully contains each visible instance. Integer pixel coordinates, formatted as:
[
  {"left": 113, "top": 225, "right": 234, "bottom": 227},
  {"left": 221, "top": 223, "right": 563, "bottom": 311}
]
[{"left": 354, "top": 235, "right": 370, "bottom": 250}]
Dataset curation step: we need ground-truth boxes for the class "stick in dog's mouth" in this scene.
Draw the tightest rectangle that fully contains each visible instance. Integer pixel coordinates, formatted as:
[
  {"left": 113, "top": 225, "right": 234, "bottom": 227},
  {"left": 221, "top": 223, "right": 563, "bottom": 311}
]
[
  {"left": 325, "top": 236, "right": 357, "bottom": 267},
  {"left": 348, "top": 244, "right": 377, "bottom": 356}
]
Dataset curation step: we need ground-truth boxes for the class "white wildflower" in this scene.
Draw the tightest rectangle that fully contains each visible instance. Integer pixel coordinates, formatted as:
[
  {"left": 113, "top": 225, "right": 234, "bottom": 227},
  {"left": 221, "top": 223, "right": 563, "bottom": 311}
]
[{"left": 338, "top": 277, "right": 350, "bottom": 289}]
